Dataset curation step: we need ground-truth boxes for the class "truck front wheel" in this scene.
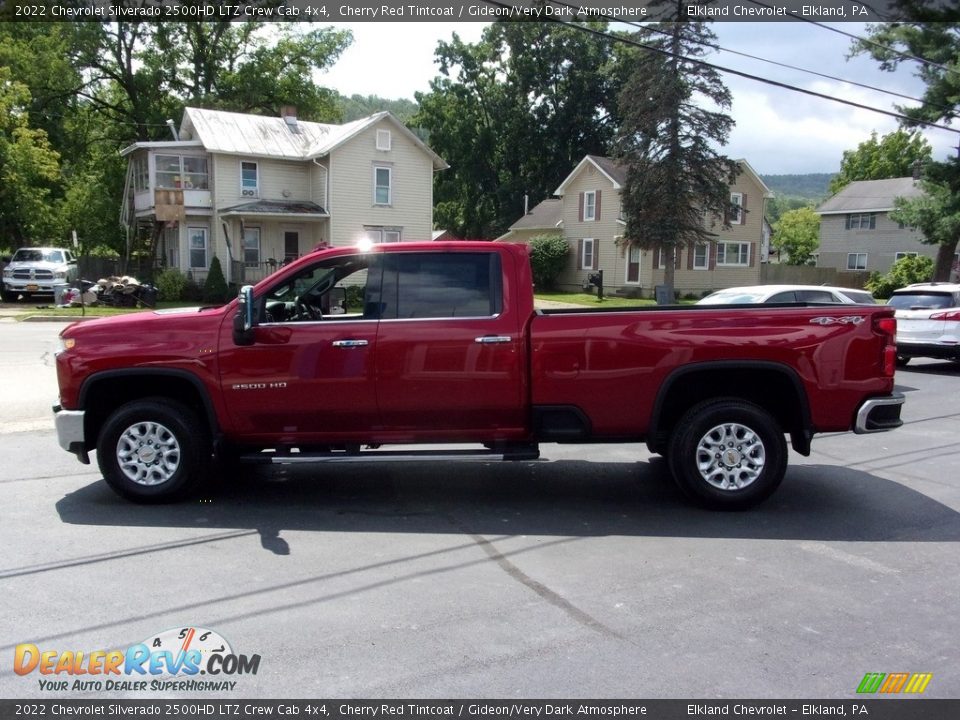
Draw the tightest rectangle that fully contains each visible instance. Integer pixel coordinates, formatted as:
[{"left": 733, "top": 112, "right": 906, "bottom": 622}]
[
  {"left": 668, "top": 398, "right": 787, "bottom": 510},
  {"left": 97, "top": 398, "right": 208, "bottom": 503}
]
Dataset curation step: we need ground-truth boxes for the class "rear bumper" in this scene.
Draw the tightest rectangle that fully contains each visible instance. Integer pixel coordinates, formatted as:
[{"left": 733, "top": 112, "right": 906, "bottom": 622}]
[
  {"left": 53, "top": 404, "right": 89, "bottom": 464},
  {"left": 897, "top": 342, "right": 960, "bottom": 360},
  {"left": 854, "top": 393, "right": 904, "bottom": 434}
]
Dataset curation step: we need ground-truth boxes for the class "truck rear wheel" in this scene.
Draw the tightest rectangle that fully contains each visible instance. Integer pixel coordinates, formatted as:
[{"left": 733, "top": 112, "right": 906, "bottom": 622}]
[
  {"left": 97, "top": 398, "right": 208, "bottom": 503},
  {"left": 668, "top": 398, "right": 787, "bottom": 510}
]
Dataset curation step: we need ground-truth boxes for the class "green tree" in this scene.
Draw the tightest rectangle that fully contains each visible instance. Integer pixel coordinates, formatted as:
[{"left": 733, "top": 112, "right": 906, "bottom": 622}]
[
  {"left": 203, "top": 256, "right": 230, "bottom": 303},
  {"left": 828, "top": 129, "right": 932, "bottom": 195},
  {"left": 0, "top": 68, "right": 62, "bottom": 244},
  {"left": 528, "top": 235, "right": 569, "bottom": 290},
  {"left": 614, "top": 6, "right": 739, "bottom": 299},
  {"left": 853, "top": 11, "right": 960, "bottom": 280},
  {"left": 771, "top": 207, "right": 820, "bottom": 265},
  {"left": 865, "top": 254, "right": 934, "bottom": 298},
  {"left": 414, "top": 22, "right": 619, "bottom": 238}
]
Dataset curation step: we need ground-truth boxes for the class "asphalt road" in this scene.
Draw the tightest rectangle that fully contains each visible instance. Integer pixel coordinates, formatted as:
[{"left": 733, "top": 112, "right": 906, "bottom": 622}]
[{"left": 1, "top": 318, "right": 958, "bottom": 700}]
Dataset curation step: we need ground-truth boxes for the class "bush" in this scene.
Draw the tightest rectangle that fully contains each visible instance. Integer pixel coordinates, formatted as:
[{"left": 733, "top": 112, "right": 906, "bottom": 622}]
[
  {"left": 528, "top": 234, "right": 569, "bottom": 290},
  {"left": 155, "top": 268, "right": 187, "bottom": 302},
  {"left": 203, "top": 256, "right": 230, "bottom": 304},
  {"left": 865, "top": 255, "right": 934, "bottom": 298}
]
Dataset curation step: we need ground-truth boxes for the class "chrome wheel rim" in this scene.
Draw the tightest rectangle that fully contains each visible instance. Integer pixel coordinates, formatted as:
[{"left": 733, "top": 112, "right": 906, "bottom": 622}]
[
  {"left": 695, "top": 422, "right": 765, "bottom": 491},
  {"left": 116, "top": 421, "right": 181, "bottom": 486}
]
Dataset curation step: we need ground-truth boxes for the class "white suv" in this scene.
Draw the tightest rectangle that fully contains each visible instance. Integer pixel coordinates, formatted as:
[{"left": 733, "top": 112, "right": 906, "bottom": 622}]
[
  {"left": 1, "top": 247, "right": 79, "bottom": 302},
  {"left": 888, "top": 283, "right": 960, "bottom": 365}
]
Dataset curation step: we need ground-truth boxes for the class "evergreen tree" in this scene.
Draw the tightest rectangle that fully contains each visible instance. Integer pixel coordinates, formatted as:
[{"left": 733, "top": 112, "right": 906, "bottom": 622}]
[{"left": 613, "top": 4, "right": 739, "bottom": 300}]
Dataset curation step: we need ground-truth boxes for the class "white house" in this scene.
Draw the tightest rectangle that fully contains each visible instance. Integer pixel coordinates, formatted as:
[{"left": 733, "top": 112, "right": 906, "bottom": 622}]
[{"left": 120, "top": 107, "right": 447, "bottom": 284}]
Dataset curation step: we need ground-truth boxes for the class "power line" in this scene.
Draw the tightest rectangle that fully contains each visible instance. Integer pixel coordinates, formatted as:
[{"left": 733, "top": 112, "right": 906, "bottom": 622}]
[
  {"left": 479, "top": 1, "right": 959, "bottom": 138},
  {"left": 745, "top": 0, "right": 960, "bottom": 80}
]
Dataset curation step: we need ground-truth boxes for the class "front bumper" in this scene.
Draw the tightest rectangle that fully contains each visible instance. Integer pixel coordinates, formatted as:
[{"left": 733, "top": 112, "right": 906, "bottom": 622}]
[
  {"left": 4, "top": 280, "right": 68, "bottom": 294},
  {"left": 854, "top": 393, "right": 905, "bottom": 434},
  {"left": 53, "top": 404, "right": 89, "bottom": 464}
]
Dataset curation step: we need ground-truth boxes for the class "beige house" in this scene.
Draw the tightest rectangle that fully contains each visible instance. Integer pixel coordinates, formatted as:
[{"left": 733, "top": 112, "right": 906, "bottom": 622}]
[
  {"left": 815, "top": 177, "right": 939, "bottom": 275},
  {"left": 120, "top": 107, "right": 447, "bottom": 284},
  {"left": 499, "top": 155, "right": 772, "bottom": 297}
]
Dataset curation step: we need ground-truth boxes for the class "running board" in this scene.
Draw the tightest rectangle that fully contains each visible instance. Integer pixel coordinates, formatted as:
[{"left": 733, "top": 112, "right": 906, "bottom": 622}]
[{"left": 240, "top": 446, "right": 541, "bottom": 465}]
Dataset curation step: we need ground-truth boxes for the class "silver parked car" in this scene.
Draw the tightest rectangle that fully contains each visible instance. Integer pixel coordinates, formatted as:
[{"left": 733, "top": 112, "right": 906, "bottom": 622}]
[
  {"left": 1, "top": 247, "right": 79, "bottom": 302},
  {"left": 887, "top": 283, "right": 960, "bottom": 365},
  {"left": 698, "top": 284, "right": 877, "bottom": 306}
]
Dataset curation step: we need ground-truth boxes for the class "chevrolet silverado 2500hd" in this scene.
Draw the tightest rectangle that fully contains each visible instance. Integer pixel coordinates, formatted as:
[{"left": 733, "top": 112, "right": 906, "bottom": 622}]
[{"left": 53, "top": 242, "right": 904, "bottom": 509}]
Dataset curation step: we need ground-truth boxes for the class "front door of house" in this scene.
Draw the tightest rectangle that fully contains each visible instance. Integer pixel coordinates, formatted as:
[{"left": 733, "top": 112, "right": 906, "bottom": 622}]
[{"left": 626, "top": 245, "right": 641, "bottom": 283}]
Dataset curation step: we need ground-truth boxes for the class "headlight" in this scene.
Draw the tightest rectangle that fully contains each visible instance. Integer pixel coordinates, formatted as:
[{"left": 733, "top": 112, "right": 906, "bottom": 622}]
[
  {"left": 55, "top": 270, "right": 68, "bottom": 279},
  {"left": 2, "top": 268, "right": 11, "bottom": 278},
  {"left": 57, "top": 336, "right": 76, "bottom": 354}
]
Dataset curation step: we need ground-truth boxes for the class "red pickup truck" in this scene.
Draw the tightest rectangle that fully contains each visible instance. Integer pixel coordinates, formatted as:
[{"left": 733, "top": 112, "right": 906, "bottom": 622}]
[{"left": 53, "top": 241, "right": 903, "bottom": 509}]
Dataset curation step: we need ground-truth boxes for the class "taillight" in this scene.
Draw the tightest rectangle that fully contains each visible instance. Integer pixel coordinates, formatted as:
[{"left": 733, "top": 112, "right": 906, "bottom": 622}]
[
  {"left": 930, "top": 310, "right": 960, "bottom": 321},
  {"left": 875, "top": 315, "right": 897, "bottom": 377}
]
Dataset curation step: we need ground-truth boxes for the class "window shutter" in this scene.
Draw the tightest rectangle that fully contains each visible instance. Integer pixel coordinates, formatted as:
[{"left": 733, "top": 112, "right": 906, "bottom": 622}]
[
  {"left": 592, "top": 241, "right": 599, "bottom": 270},
  {"left": 845, "top": 215, "right": 851, "bottom": 230},
  {"left": 749, "top": 242, "right": 756, "bottom": 267},
  {"left": 577, "top": 239, "right": 584, "bottom": 270},
  {"left": 675, "top": 245, "right": 682, "bottom": 269},
  {"left": 578, "top": 193, "right": 584, "bottom": 222},
  {"left": 687, "top": 242, "right": 695, "bottom": 270},
  {"left": 595, "top": 190, "right": 602, "bottom": 221},
  {"left": 741, "top": 194, "right": 748, "bottom": 216},
  {"left": 709, "top": 245, "right": 717, "bottom": 270}
]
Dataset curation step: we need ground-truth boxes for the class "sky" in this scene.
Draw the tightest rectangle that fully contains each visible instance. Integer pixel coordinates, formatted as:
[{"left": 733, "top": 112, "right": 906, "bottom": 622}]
[{"left": 316, "top": 21, "right": 958, "bottom": 176}]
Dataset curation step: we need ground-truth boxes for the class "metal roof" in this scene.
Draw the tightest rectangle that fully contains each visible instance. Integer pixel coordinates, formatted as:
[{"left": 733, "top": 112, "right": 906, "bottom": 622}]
[{"left": 817, "top": 177, "right": 926, "bottom": 214}]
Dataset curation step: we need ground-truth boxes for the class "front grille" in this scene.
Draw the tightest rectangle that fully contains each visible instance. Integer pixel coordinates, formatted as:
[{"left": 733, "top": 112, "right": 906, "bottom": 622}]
[{"left": 12, "top": 269, "right": 54, "bottom": 280}]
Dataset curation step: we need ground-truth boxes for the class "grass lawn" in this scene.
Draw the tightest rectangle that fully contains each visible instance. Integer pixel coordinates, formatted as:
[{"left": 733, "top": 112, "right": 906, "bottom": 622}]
[
  {"left": 535, "top": 291, "right": 678, "bottom": 308},
  {"left": 15, "top": 301, "right": 211, "bottom": 320}
]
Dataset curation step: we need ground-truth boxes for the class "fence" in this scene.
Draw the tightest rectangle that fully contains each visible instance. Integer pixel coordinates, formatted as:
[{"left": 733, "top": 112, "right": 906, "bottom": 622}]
[{"left": 760, "top": 264, "right": 871, "bottom": 290}]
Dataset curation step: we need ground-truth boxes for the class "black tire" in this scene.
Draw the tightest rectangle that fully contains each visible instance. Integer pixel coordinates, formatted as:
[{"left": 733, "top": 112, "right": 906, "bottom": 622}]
[
  {"left": 97, "top": 398, "right": 209, "bottom": 503},
  {"left": 896, "top": 355, "right": 911, "bottom": 367},
  {"left": 668, "top": 398, "right": 787, "bottom": 510},
  {"left": 1, "top": 289, "right": 18, "bottom": 303}
]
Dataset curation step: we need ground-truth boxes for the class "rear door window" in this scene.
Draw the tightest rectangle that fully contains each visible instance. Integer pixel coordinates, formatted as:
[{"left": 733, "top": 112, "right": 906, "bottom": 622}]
[
  {"left": 889, "top": 293, "right": 958, "bottom": 310},
  {"left": 386, "top": 253, "right": 503, "bottom": 319}
]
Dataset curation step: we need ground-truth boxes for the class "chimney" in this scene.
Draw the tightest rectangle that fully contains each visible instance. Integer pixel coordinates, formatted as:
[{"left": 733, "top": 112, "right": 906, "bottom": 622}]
[
  {"left": 281, "top": 105, "right": 298, "bottom": 129},
  {"left": 524, "top": 194, "right": 529, "bottom": 215}
]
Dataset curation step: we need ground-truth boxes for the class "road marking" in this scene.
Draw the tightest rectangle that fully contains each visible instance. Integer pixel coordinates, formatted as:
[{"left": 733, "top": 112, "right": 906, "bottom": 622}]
[{"left": 800, "top": 542, "right": 900, "bottom": 575}]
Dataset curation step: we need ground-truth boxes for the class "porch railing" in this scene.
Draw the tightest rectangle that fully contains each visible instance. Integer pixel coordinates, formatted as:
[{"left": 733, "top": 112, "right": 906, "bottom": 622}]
[{"left": 230, "top": 260, "right": 285, "bottom": 285}]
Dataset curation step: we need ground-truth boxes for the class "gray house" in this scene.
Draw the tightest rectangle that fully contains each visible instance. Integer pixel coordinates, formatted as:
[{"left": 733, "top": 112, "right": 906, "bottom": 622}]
[{"left": 816, "top": 177, "right": 935, "bottom": 275}]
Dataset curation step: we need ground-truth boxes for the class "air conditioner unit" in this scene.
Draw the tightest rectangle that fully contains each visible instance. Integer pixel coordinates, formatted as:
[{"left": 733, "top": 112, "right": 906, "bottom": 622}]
[{"left": 241, "top": 189, "right": 257, "bottom": 197}]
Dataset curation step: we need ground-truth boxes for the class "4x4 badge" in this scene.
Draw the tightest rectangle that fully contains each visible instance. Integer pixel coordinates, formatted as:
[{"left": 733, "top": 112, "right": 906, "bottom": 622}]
[{"left": 810, "top": 316, "right": 865, "bottom": 325}]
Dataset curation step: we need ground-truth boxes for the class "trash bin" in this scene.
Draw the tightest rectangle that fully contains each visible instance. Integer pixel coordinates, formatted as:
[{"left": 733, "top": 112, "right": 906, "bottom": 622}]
[{"left": 53, "top": 285, "right": 68, "bottom": 306}]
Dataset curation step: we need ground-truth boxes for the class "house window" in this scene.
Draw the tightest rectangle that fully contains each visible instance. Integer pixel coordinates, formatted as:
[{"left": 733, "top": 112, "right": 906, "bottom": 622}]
[
  {"left": 895, "top": 252, "right": 919, "bottom": 262},
  {"left": 364, "top": 227, "right": 402, "bottom": 244},
  {"left": 847, "top": 253, "right": 868, "bottom": 270},
  {"left": 155, "top": 155, "right": 207, "bottom": 189},
  {"left": 156, "top": 155, "right": 182, "bottom": 189},
  {"left": 241, "top": 161, "right": 259, "bottom": 196},
  {"left": 717, "top": 242, "right": 750, "bottom": 266},
  {"left": 693, "top": 243, "right": 709, "bottom": 269},
  {"left": 188, "top": 227, "right": 208, "bottom": 269},
  {"left": 654, "top": 247, "right": 668, "bottom": 269},
  {"left": 730, "top": 193, "right": 744, "bottom": 224},
  {"left": 243, "top": 227, "right": 261, "bottom": 266},
  {"left": 580, "top": 238, "right": 595, "bottom": 270},
  {"left": 847, "top": 213, "right": 876, "bottom": 230},
  {"left": 584, "top": 191, "right": 597, "bottom": 221},
  {"left": 133, "top": 155, "right": 149, "bottom": 192},
  {"left": 376, "top": 129, "right": 392, "bottom": 151},
  {"left": 374, "top": 166, "right": 392, "bottom": 205}
]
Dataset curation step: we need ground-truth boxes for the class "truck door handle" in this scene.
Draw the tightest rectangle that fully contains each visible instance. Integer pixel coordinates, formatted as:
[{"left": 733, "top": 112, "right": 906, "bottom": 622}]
[
  {"left": 474, "top": 335, "right": 512, "bottom": 344},
  {"left": 332, "top": 339, "right": 368, "bottom": 348}
]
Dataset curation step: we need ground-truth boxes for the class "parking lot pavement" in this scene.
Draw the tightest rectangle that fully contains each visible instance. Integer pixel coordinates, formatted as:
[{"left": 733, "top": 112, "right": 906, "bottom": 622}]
[{"left": 0, "top": 319, "right": 958, "bottom": 699}]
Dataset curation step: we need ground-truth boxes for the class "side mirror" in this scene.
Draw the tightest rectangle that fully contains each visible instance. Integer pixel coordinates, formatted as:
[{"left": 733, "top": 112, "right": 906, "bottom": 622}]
[{"left": 233, "top": 285, "right": 256, "bottom": 346}]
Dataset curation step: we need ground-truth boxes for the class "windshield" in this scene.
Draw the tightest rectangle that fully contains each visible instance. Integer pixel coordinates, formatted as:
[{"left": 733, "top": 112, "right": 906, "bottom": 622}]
[
  {"left": 12, "top": 249, "right": 63, "bottom": 263},
  {"left": 888, "top": 292, "right": 958, "bottom": 310}
]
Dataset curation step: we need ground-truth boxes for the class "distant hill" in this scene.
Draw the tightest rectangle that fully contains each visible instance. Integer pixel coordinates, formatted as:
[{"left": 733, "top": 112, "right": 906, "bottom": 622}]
[
  {"left": 761, "top": 173, "right": 835, "bottom": 202},
  {"left": 337, "top": 94, "right": 418, "bottom": 123}
]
